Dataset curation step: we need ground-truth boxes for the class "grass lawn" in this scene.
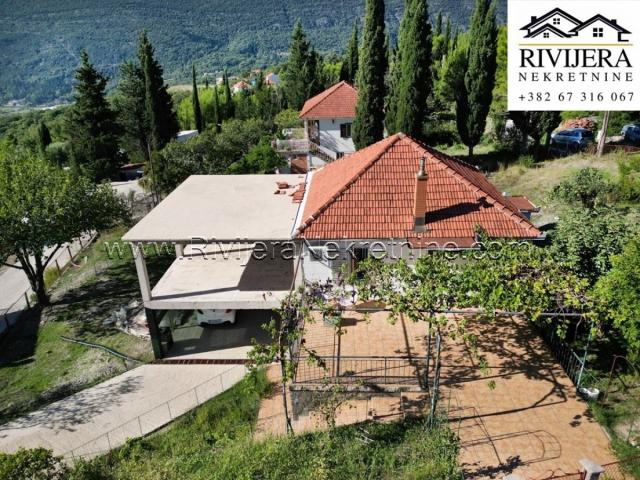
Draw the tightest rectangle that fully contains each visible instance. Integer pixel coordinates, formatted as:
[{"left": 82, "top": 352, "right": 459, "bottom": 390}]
[
  {"left": 589, "top": 373, "right": 640, "bottom": 479},
  {"left": 488, "top": 151, "right": 623, "bottom": 225},
  {"left": 70, "top": 372, "right": 461, "bottom": 480},
  {"left": 0, "top": 226, "right": 174, "bottom": 423}
]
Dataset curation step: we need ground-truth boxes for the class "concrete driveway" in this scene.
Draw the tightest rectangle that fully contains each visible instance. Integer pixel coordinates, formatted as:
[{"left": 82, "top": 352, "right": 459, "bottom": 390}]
[{"left": 0, "top": 362, "right": 247, "bottom": 459}]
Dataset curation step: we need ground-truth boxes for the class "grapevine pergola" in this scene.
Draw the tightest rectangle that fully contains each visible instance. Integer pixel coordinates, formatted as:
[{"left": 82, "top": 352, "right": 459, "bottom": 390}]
[{"left": 249, "top": 240, "right": 597, "bottom": 434}]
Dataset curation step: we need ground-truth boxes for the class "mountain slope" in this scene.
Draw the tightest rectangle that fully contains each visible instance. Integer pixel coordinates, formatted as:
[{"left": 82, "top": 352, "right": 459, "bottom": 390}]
[{"left": 0, "top": 0, "right": 506, "bottom": 105}]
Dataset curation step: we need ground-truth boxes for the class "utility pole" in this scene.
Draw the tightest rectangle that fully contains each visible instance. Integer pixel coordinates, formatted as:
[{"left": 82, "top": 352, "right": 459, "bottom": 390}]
[{"left": 597, "top": 111, "right": 610, "bottom": 157}]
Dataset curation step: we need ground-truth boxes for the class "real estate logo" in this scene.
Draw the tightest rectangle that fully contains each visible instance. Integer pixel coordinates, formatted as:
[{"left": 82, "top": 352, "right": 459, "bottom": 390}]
[{"left": 508, "top": 0, "right": 640, "bottom": 111}]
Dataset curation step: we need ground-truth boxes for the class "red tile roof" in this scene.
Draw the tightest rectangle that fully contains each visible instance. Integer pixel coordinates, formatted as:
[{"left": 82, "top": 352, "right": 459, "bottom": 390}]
[
  {"left": 296, "top": 134, "right": 541, "bottom": 245},
  {"left": 507, "top": 195, "right": 540, "bottom": 212},
  {"left": 299, "top": 81, "right": 358, "bottom": 120}
]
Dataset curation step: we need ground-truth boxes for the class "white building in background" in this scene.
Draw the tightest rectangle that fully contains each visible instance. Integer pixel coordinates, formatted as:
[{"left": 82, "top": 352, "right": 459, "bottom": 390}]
[
  {"left": 176, "top": 130, "right": 199, "bottom": 143},
  {"left": 299, "top": 81, "right": 357, "bottom": 169}
]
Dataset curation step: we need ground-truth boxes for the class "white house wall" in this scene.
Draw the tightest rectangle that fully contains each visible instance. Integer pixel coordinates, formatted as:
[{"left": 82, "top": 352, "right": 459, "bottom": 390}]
[{"left": 318, "top": 118, "right": 356, "bottom": 155}]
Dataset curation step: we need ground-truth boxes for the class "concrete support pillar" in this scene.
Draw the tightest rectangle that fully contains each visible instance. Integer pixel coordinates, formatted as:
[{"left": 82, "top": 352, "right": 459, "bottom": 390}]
[
  {"left": 133, "top": 243, "right": 152, "bottom": 302},
  {"left": 580, "top": 459, "right": 605, "bottom": 480},
  {"left": 145, "top": 308, "right": 163, "bottom": 360},
  {"left": 175, "top": 243, "right": 184, "bottom": 258}
]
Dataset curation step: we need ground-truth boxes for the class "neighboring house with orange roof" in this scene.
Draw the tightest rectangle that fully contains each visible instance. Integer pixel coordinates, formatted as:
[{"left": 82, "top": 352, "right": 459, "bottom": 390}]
[
  {"left": 124, "top": 133, "right": 541, "bottom": 358},
  {"left": 232, "top": 81, "right": 251, "bottom": 94},
  {"left": 299, "top": 81, "right": 358, "bottom": 167}
]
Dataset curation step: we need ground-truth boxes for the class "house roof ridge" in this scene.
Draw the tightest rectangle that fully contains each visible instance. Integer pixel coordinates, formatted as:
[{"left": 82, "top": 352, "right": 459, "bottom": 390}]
[
  {"left": 297, "top": 134, "right": 403, "bottom": 235},
  {"left": 404, "top": 137, "right": 538, "bottom": 235},
  {"left": 299, "top": 81, "right": 358, "bottom": 119},
  {"left": 570, "top": 14, "right": 631, "bottom": 33},
  {"left": 520, "top": 8, "right": 582, "bottom": 31}
]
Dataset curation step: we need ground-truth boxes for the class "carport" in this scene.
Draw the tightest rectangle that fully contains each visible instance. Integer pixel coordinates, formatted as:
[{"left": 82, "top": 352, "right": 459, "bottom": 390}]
[{"left": 122, "top": 174, "right": 307, "bottom": 359}]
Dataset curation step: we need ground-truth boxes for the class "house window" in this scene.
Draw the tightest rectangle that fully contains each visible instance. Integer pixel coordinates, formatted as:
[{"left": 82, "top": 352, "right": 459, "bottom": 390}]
[
  {"left": 552, "top": 17, "right": 560, "bottom": 25},
  {"left": 340, "top": 123, "right": 352, "bottom": 138},
  {"left": 593, "top": 27, "right": 604, "bottom": 38},
  {"left": 543, "top": 32, "right": 550, "bottom": 38}
]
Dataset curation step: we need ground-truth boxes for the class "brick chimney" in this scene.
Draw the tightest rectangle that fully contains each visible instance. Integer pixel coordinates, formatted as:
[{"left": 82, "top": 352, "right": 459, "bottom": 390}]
[{"left": 413, "top": 157, "right": 428, "bottom": 231}]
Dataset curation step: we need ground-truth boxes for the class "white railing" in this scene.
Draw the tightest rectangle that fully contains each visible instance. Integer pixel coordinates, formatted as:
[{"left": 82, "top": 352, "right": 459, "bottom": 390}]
[{"left": 272, "top": 139, "right": 310, "bottom": 153}]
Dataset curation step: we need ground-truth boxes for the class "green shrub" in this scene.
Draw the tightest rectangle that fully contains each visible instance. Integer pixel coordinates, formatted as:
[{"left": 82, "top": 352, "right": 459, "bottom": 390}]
[
  {"left": 550, "top": 167, "right": 612, "bottom": 210},
  {"left": 618, "top": 155, "right": 640, "bottom": 202},
  {"left": 0, "top": 448, "right": 68, "bottom": 480}
]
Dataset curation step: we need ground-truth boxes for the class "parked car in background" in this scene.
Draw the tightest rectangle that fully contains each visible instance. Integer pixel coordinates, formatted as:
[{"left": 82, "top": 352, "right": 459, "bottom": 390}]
[
  {"left": 196, "top": 309, "right": 236, "bottom": 326},
  {"left": 550, "top": 128, "right": 595, "bottom": 152},
  {"left": 621, "top": 124, "right": 640, "bottom": 144}
]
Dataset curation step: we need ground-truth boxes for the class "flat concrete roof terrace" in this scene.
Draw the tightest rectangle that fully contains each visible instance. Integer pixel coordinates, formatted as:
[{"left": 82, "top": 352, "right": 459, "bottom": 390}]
[{"left": 122, "top": 174, "right": 306, "bottom": 243}]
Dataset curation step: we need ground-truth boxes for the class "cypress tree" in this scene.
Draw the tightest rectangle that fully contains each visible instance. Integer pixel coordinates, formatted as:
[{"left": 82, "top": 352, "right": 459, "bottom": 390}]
[
  {"left": 340, "top": 20, "right": 359, "bottom": 84},
  {"left": 435, "top": 11, "right": 443, "bottom": 36},
  {"left": 37, "top": 121, "right": 52, "bottom": 155},
  {"left": 138, "top": 31, "right": 179, "bottom": 150},
  {"left": 114, "top": 61, "right": 150, "bottom": 161},
  {"left": 444, "top": 18, "right": 452, "bottom": 51},
  {"left": 192, "top": 64, "right": 203, "bottom": 132},
  {"left": 352, "top": 0, "right": 387, "bottom": 149},
  {"left": 284, "top": 21, "right": 315, "bottom": 110},
  {"left": 457, "top": 0, "right": 498, "bottom": 158},
  {"left": 66, "top": 50, "right": 120, "bottom": 181},
  {"left": 222, "top": 69, "right": 235, "bottom": 119},
  {"left": 386, "top": 0, "right": 432, "bottom": 139},
  {"left": 212, "top": 86, "right": 221, "bottom": 133}
]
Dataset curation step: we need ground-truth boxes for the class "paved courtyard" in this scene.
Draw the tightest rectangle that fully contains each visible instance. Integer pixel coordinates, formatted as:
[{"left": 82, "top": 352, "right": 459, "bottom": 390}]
[{"left": 256, "top": 313, "right": 616, "bottom": 479}]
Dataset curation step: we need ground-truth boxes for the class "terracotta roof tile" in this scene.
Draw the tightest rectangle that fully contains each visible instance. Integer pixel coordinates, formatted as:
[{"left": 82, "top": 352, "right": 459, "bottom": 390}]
[
  {"left": 299, "top": 81, "right": 358, "bottom": 120},
  {"left": 297, "top": 134, "right": 541, "bottom": 244},
  {"left": 507, "top": 195, "right": 540, "bottom": 212}
]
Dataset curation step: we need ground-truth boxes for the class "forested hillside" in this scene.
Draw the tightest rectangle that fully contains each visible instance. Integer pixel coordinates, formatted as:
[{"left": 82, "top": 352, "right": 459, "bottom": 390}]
[{"left": 0, "top": 0, "right": 505, "bottom": 106}]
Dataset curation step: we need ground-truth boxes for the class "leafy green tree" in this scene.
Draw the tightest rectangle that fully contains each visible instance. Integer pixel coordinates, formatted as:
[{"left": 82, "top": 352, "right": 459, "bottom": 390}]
[
  {"left": 352, "top": 0, "right": 387, "bottom": 149},
  {"left": 0, "top": 147, "right": 127, "bottom": 305},
  {"left": 228, "top": 140, "right": 286, "bottom": 174},
  {"left": 551, "top": 208, "right": 633, "bottom": 283},
  {"left": 154, "top": 119, "right": 270, "bottom": 193},
  {"left": 540, "top": 111, "right": 562, "bottom": 152},
  {"left": 192, "top": 65, "right": 203, "bottom": 133},
  {"left": 36, "top": 121, "right": 51, "bottom": 155},
  {"left": 594, "top": 235, "right": 640, "bottom": 360},
  {"left": 65, "top": 50, "right": 120, "bottom": 181},
  {"left": 340, "top": 20, "right": 359, "bottom": 84},
  {"left": 455, "top": 0, "right": 498, "bottom": 158},
  {"left": 386, "top": 0, "right": 432, "bottom": 139},
  {"left": 114, "top": 61, "right": 149, "bottom": 161},
  {"left": 551, "top": 168, "right": 612, "bottom": 210},
  {"left": 275, "top": 109, "right": 303, "bottom": 130},
  {"left": 138, "top": 31, "right": 179, "bottom": 150}
]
